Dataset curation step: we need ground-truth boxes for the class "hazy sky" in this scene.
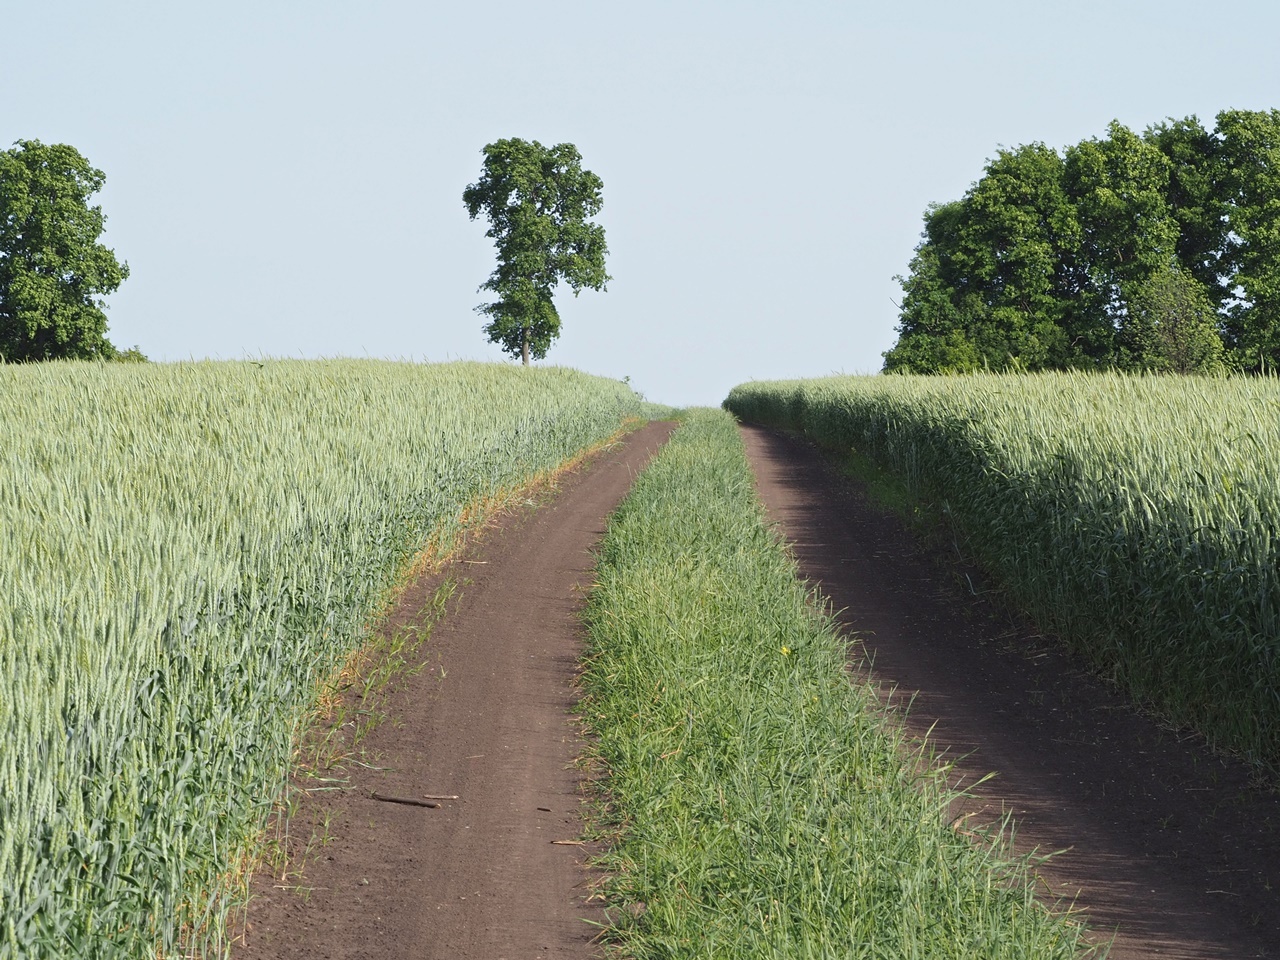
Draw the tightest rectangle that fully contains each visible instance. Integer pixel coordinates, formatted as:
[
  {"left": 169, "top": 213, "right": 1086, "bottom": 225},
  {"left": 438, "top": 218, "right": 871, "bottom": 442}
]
[{"left": 4, "top": 1, "right": 1278, "bottom": 406}]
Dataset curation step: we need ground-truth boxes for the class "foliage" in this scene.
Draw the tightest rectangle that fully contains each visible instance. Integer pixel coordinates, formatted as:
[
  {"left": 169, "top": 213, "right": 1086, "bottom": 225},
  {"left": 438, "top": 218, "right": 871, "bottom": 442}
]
[
  {"left": 463, "top": 139, "right": 609, "bottom": 364},
  {"left": 581, "top": 409, "right": 1097, "bottom": 958},
  {"left": 1063, "top": 121, "right": 1178, "bottom": 341},
  {"left": 0, "top": 140, "right": 129, "bottom": 362},
  {"left": 885, "top": 111, "right": 1280, "bottom": 373},
  {"left": 1145, "top": 117, "right": 1233, "bottom": 312},
  {"left": 1119, "top": 261, "right": 1225, "bottom": 373},
  {"left": 0, "top": 359, "right": 647, "bottom": 958},
  {"left": 726, "top": 373, "right": 1280, "bottom": 774},
  {"left": 112, "top": 344, "right": 149, "bottom": 363},
  {"left": 887, "top": 144, "right": 1082, "bottom": 372},
  {"left": 1217, "top": 109, "right": 1280, "bottom": 369}
]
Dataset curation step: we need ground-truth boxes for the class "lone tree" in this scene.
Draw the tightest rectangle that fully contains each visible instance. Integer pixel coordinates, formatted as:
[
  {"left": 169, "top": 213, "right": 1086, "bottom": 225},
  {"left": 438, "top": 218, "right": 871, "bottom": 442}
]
[
  {"left": 0, "top": 140, "right": 129, "bottom": 362},
  {"left": 463, "top": 138, "right": 608, "bottom": 364}
]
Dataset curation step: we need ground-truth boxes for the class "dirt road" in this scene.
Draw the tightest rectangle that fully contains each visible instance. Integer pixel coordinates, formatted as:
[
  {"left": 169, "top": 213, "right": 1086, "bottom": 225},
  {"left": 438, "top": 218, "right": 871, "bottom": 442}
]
[
  {"left": 741, "top": 424, "right": 1280, "bottom": 959},
  {"left": 236, "top": 421, "right": 674, "bottom": 960},
  {"left": 236, "top": 417, "right": 1278, "bottom": 959}
]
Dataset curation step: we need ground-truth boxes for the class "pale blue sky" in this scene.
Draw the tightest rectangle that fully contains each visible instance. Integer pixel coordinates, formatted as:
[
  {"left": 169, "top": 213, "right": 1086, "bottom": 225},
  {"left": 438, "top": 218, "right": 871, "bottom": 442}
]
[{"left": 4, "top": 1, "right": 1278, "bottom": 405}]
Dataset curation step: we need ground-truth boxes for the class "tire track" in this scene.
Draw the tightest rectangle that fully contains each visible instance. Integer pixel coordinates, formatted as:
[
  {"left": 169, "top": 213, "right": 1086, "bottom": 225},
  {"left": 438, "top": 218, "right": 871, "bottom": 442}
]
[
  {"left": 741, "top": 424, "right": 1279, "bottom": 960},
  {"left": 236, "top": 421, "right": 675, "bottom": 960}
]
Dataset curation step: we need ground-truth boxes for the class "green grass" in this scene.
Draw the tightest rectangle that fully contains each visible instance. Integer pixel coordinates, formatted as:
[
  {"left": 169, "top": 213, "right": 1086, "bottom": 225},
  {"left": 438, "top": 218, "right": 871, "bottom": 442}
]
[
  {"left": 724, "top": 372, "right": 1280, "bottom": 775},
  {"left": 580, "top": 409, "right": 1098, "bottom": 959},
  {"left": 0, "top": 358, "right": 650, "bottom": 959}
]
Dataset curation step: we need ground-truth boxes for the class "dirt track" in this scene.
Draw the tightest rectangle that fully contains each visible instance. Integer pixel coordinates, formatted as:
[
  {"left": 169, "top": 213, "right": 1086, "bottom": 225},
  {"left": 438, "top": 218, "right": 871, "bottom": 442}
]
[
  {"left": 235, "top": 422, "right": 674, "bottom": 960},
  {"left": 236, "top": 418, "right": 1279, "bottom": 959},
  {"left": 741, "top": 424, "right": 1280, "bottom": 959}
]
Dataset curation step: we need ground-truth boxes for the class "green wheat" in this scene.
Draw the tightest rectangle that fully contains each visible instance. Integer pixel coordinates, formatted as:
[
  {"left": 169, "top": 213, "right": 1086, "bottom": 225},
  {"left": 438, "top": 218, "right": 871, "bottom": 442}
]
[{"left": 0, "top": 358, "right": 648, "bottom": 959}]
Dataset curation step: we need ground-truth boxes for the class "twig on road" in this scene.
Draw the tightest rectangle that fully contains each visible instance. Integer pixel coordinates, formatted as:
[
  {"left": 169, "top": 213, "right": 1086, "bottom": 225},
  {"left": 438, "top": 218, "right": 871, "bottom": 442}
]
[{"left": 370, "top": 792, "right": 440, "bottom": 808}]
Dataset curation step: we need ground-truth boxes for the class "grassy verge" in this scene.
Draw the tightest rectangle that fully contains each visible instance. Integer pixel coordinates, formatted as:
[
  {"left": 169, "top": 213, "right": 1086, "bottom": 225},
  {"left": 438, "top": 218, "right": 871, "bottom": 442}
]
[{"left": 579, "top": 409, "right": 1098, "bottom": 959}]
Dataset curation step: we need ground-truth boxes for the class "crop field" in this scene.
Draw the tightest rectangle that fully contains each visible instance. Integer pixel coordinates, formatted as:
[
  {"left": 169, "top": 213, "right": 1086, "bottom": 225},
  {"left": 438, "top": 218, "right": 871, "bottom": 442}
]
[
  {"left": 579, "top": 410, "right": 1095, "bottom": 958},
  {"left": 724, "top": 372, "right": 1280, "bottom": 773},
  {"left": 0, "top": 359, "right": 647, "bottom": 959}
]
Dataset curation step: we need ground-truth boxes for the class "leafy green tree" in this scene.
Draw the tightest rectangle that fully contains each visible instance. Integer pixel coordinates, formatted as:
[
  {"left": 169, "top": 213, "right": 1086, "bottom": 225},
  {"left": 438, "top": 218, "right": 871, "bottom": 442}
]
[
  {"left": 463, "top": 138, "right": 609, "bottom": 365},
  {"left": 885, "top": 113, "right": 1280, "bottom": 375},
  {"left": 884, "top": 202, "right": 976, "bottom": 373},
  {"left": 1063, "top": 121, "right": 1179, "bottom": 357},
  {"left": 885, "top": 145, "right": 1081, "bottom": 372},
  {"left": 113, "top": 345, "right": 148, "bottom": 363},
  {"left": 1146, "top": 116, "right": 1233, "bottom": 314},
  {"left": 962, "top": 142, "right": 1085, "bottom": 367},
  {"left": 0, "top": 140, "right": 129, "bottom": 362},
  {"left": 1216, "top": 108, "right": 1280, "bottom": 370},
  {"left": 1119, "top": 260, "right": 1225, "bottom": 373}
]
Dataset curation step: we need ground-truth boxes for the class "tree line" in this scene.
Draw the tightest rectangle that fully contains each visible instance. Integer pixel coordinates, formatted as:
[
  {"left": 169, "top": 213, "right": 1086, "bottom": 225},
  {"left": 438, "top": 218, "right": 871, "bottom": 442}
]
[{"left": 884, "top": 110, "right": 1280, "bottom": 375}]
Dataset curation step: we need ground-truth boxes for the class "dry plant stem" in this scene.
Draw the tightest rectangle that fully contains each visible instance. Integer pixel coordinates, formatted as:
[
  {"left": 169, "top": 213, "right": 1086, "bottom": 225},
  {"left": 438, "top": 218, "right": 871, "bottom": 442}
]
[{"left": 370, "top": 793, "right": 440, "bottom": 809}]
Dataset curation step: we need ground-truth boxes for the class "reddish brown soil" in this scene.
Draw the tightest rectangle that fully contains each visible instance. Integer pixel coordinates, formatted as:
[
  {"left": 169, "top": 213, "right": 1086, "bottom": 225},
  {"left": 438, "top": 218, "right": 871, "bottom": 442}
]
[
  {"left": 234, "top": 422, "right": 675, "bottom": 960},
  {"left": 741, "top": 424, "right": 1280, "bottom": 959}
]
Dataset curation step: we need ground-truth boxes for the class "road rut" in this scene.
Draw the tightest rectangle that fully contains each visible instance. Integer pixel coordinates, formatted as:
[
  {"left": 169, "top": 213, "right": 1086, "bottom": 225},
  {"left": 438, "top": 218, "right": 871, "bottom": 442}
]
[
  {"left": 741, "top": 424, "right": 1279, "bottom": 959},
  {"left": 236, "top": 421, "right": 674, "bottom": 960}
]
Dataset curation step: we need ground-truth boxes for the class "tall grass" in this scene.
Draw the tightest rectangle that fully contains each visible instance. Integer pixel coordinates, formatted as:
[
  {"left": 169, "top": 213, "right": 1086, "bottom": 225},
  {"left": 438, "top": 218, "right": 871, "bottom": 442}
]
[
  {"left": 581, "top": 409, "right": 1096, "bottom": 958},
  {"left": 725, "top": 372, "right": 1280, "bottom": 772},
  {"left": 0, "top": 359, "right": 647, "bottom": 959}
]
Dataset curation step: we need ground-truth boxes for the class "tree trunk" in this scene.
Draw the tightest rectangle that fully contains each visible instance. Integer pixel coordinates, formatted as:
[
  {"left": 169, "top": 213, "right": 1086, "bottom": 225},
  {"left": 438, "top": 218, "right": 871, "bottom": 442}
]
[{"left": 522, "top": 325, "right": 530, "bottom": 366}]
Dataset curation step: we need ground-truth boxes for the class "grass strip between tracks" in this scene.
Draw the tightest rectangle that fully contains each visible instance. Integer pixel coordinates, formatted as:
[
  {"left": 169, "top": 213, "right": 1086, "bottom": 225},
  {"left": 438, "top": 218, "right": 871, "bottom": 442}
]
[{"left": 579, "top": 409, "right": 1099, "bottom": 959}]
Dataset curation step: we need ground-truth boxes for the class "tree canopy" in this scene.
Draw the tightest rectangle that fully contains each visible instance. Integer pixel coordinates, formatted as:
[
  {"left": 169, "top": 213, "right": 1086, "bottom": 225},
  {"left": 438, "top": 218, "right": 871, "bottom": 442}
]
[
  {"left": 0, "top": 140, "right": 130, "bottom": 362},
  {"left": 463, "top": 138, "right": 608, "bottom": 364},
  {"left": 884, "top": 110, "right": 1280, "bottom": 374}
]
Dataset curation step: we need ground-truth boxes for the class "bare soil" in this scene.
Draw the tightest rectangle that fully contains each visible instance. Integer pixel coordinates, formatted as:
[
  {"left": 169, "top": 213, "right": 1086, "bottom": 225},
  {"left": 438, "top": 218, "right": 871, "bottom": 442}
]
[
  {"left": 234, "top": 421, "right": 675, "bottom": 960},
  {"left": 740, "top": 424, "right": 1280, "bottom": 959}
]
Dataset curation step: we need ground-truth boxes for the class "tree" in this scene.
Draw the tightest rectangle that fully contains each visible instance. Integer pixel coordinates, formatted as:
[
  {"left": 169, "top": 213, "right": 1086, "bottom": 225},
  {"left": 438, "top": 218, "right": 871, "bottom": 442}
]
[
  {"left": 1119, "top": 260, "right": 1225, "bottom": 373},
  {"left": 883, "top": 210, "right": 983, "bottom": 374},
  {"left": 1216, "top": 109, "right": 1280, "bottom": 370},
  {"left": 463, "top": 138, "right": 608, "bottom": 365},
  {"left": 884, "top": 145, "right": 1082, "bottom": 373},
  {"left": 884, "top": 113, "right": 1280, "bottom": 375},
  {"left": 1146, "top": 116, "right": 1233, "bottom": 314},
  {"left": 0, "top": 140, "right": 129, "bottom": 362},
  {"left": 1063, "top": 120, "right": 1179, "bottom": 354}
]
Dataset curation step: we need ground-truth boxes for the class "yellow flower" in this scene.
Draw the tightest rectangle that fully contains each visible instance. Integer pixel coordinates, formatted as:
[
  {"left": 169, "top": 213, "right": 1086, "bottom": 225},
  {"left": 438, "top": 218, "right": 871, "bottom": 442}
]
[{"left": 780, "top": 645, "right": 791, "bottom": 656}]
